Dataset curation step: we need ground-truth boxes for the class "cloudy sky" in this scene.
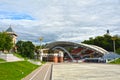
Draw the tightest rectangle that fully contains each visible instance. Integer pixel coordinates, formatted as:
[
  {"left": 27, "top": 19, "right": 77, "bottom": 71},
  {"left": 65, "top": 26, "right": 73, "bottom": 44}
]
[{"left": 0, "top": 0, "right": 120, "bottom": 44}]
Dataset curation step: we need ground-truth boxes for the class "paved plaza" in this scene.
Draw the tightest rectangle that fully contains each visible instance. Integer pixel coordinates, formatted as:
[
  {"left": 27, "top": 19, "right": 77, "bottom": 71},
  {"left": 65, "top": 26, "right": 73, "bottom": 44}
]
[{"left": 52, "top": 63, "right": 120, "bottom": 80}]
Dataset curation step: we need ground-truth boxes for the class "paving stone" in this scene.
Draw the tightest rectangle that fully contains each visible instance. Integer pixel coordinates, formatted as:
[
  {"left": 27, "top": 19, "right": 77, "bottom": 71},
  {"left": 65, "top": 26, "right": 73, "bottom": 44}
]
[{"left": 52, "top": 63, "right": 120, "bottom": 80}]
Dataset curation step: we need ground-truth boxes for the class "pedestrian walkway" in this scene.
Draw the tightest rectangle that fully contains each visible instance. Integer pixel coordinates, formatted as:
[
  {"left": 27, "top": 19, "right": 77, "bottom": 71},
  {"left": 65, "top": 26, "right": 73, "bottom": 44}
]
[{"left": 22, "top": 63, "right": 53, "bottom": 80}]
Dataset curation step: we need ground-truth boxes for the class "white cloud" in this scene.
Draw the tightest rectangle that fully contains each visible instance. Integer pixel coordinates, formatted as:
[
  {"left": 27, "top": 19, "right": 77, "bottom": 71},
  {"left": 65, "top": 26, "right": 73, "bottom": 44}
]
[{"left": 0, "top": 0, "right": 120, "bottom": 44}]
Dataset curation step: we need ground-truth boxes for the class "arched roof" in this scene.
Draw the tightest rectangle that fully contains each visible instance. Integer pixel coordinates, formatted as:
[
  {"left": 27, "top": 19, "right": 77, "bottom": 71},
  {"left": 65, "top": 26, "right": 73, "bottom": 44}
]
[
  {"left": 79, "top": 43, "right": 108, "bottom": 54},
  {"left": 45, "top": 41, "right": 109, "bottom": 55}
]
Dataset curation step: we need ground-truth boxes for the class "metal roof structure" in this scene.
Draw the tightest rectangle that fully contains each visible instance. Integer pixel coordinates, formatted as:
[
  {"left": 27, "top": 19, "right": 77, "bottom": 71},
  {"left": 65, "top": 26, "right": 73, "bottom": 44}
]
[
  {"left": 46, "top": 41, "right": 109, "bottom": 55},
  {"left": 79, "top": 43, "right": 108, "bottom": 54}
]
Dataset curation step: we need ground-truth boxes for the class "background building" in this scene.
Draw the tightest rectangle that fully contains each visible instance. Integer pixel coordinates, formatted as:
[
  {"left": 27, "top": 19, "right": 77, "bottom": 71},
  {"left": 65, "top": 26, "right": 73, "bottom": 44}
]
[{"left": 6, "top": 26, "right": 17, "bottom": 46}]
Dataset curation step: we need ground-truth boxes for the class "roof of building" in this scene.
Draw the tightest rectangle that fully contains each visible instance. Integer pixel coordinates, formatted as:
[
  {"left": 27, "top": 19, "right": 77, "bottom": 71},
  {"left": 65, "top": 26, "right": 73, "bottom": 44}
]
[
  {"left": 6, "top": 26, "right": 17, "bottom": 36},
  {"left": 6, "top": 27, "right": 14, "bottom": 32}
]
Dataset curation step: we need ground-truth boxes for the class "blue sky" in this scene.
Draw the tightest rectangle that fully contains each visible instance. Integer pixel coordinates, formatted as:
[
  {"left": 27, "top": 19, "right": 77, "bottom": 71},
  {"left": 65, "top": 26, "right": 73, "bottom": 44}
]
[
  {"left": 0, "top": 0, "right": 120, "bottom": 44},
  {"left": 0, "top": 11, "right": 34, "bottom": 20}
]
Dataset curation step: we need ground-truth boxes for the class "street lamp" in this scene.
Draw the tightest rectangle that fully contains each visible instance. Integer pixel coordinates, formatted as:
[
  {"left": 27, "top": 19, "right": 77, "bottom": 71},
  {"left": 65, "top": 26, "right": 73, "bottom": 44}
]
[
  {"left": 39, "top": 37, "right": 43, "bottom": 61},
  {"left": 111, "top": 37, "right": 117, "bottom": 53},
  {"left": 39, "top": 37, "right": 43, "bottom": 49}
]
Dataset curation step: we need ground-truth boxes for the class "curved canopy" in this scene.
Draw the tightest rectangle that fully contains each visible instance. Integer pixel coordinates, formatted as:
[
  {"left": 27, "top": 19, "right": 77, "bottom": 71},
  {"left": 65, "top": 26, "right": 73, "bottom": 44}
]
[{"left": 46, "top": 41, "right": 109, "bottom": 55}]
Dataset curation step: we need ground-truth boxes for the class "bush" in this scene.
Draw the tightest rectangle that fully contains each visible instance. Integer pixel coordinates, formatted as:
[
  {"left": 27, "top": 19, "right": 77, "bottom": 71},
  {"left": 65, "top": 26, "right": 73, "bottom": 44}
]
[{"left": 110, "top": 58, "right": 120, "bottom": 64}]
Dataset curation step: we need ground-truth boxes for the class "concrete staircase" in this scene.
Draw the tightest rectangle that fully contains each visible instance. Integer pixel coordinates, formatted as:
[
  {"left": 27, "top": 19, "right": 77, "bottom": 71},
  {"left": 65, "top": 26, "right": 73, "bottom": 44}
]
[{"left": 0, "top": 52, "right": 24, "bottom": 62}]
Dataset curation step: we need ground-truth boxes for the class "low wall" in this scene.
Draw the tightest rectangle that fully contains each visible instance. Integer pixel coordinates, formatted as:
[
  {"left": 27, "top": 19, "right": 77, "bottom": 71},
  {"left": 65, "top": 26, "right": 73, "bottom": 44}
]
[
  {"left": 0, "top": 52, "right": 23, "bottom": 62},
  {"left": 0, "top": 52, "right": 7, "bottom": 60}
]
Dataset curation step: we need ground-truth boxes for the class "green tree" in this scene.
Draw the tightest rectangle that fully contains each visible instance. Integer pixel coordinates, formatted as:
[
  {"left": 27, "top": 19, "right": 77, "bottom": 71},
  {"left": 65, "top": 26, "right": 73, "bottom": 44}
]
[
  {"left": 16, "top": 41, "right": 35, "bottom": 59},
  {"left": 0, "top": 32, "right": 13, "bottom": 52},
  {"left": 116, "top": 48, "right": 120, "bottom": 54},
  {"left": 82, "top": 34, "right": 120, "bottom": 54}
]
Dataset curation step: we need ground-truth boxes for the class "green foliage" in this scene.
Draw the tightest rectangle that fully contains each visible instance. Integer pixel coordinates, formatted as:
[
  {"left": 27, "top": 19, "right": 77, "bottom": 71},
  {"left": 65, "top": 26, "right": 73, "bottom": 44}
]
[
  {"left": 116, "top": 48, "right": 120, "bottom": 54},
  {"left": 13, "top": 52, "right": 24, "bottom": 59},
  {"left": 0, "top": 32, "right": 13, "bottom": 51},
  {"left": 0, "top": 58, "right": 6, "bottom": 62},
  {"left": 41, "top": 61, "right": 46, "bottom": 64},
  {"left": 0, "top": 61, "right": 39, "bottom": 80},
  {"left": 35, "top": 44, "right": 46, "bottom": 49},
  {"left": 110, "top": 58, "right": 120, "bottom": 64},
  {"left": 82, "top": 34, "right": 120, "bottom": 54},
  {"left": 16, "top": 41, "right": 35, "bottom": 59}
]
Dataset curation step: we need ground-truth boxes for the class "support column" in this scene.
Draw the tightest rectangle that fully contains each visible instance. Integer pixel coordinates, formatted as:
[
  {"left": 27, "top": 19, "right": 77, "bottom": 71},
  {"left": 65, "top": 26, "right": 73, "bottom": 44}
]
[
  {"left": 53, "top": 54, "right": 58, "bottom": 63},
  {"left": 58, "top": 51, "right": 64, "bottom": 63}
]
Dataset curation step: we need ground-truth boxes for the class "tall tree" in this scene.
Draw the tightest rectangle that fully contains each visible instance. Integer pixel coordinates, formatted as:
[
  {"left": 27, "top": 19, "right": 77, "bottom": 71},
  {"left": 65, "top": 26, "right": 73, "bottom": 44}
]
[
  {"left": 0, "top": 32, "right": 13, "bottom": 52},
  {"left": 16, "top": 41, "right": 35, "bottom": 59}
]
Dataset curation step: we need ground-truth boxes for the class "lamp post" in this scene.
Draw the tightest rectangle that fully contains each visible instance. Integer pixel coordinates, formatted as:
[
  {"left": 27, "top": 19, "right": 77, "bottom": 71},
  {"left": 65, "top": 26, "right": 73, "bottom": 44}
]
[
  {"left": 111, "top": 37, "right": 116, "bottom": 53},
  {"left": 39, "top": 37, "right": 43, "bottom": 49},
  {"left": 39, "top": 37, "right": 43, "bottom": 61}
]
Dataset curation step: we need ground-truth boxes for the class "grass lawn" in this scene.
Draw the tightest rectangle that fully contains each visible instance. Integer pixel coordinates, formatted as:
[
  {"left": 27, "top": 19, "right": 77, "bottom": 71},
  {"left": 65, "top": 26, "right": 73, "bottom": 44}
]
[
  {"left": 0, "top": 58, "right": 6, "bottom": 62},
  {"left": 110, "top": 58, "right": 120, "bottom": 64},
  {"left": 13, "top": 53, "right": 24, "bottom": 59},
  {"left": 0, "top": 61, "right": 39, "bottom": 80}
]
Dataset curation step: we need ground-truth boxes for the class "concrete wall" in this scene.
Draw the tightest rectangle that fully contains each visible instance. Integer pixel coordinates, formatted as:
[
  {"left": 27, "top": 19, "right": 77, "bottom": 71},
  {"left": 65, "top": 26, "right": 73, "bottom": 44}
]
[{"left": 0, "top": 52, "right": 23, "bottom": 62}]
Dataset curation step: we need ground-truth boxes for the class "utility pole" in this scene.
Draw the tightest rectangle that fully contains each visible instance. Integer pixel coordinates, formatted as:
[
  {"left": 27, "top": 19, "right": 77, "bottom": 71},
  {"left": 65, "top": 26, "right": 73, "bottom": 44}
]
[{"left": 111, "top": 37, "right": 116, "bottom": 53}]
